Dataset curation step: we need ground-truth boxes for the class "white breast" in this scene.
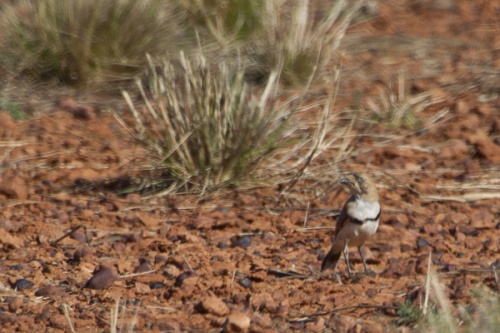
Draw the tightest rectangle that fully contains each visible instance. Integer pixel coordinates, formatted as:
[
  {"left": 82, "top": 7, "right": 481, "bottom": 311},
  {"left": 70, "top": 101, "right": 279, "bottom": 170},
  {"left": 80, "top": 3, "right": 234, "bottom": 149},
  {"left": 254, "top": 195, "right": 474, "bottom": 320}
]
[
  {"left": 348, "top": 197, "right": 380, "bottom": 221},
  {"left": 331, "top": 197, "right": 380, "bottom": 252}
]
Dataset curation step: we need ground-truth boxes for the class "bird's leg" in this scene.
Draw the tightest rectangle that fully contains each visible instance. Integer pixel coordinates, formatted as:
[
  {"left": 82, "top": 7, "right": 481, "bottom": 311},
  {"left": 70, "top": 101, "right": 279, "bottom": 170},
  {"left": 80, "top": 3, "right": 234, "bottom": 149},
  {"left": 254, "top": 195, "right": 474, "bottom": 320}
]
[
  {"left": 343, "top": 238, "right": 352, "bottom": 278},
  {"left": 358, "top": 246, "right": 368, "bottom": 273}
]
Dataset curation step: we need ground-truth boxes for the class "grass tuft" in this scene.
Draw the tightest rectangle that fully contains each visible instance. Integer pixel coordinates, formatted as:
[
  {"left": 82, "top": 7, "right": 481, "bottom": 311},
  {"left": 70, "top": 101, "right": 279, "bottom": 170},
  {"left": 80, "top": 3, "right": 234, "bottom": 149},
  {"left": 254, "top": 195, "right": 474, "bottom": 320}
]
[
  {"left": 0, "top": 0, "right": 185, "bottom": 86},
  {"left": 117, "top": 52, "right": 303, "bottom": 194},
  {"left": 397, "top": 253, "right": 500, "bottom": 333},
  {"left": 395, "top": 299, "right": 423, "bottom": 326},
  {"left": 180, "top": 0, "right": 366, "bottom": 87},
  {"left": 0, "top": 98, "right": 27, "bottom": 121},
  {"left": 365, "top": 72, "right": 432, "bottom": 129},
  {"left": 242, "top": 0, "right": 366, "bottom": 87}
]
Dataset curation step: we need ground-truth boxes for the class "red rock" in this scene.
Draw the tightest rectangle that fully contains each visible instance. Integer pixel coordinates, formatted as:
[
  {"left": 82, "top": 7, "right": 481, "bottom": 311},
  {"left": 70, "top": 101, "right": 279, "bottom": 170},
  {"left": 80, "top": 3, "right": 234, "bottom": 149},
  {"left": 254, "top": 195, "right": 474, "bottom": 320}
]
[
  {"left": 470, "top": 210, "right": 495, "bottom": 229},
  {"left": 58, "top": 97, "right": 77, "bottom": 111},
  {"left": 250, "top": 292, "right": 278, "bottom": 313},
  {"left": 450, "top": 275, "right": 471, "bottom": 299},
  {"left": 380, "top": 261, "right": 406, "bottom": 277},
  {"left": 198, "top": 295, "right": 230, "bottom": 316},
  {"left": 0, "top": 313, "right": 16, "bottom": 325},
  {"left": 475, "top": 136, "right": 500, "bottom": 163},
  {"left": 326, "top": 314, "right": 356, "bottom": 331},
  {"left": 67, "top": 168, "right": 101, "bottom": 182},
  {"left": 422, "top": 223, "right": 440, "bottom": 235},
  {"left": 84, "top": 265, "right": 116, "bottom": 290},
  {"left": 306, "top": 317, "right": 326, "bottom": 333},
  {"left": 439, "top": 139, "right": 469, "bottom": 160},
  {"left": 135, "top": 282, "right": 151, "bottom": 294},
  {"left": 49, "top": 314, "right": 67, "bottom": 330},
  {"left": 445, "top": 213, "right": 469, "bottom": 224},
  {"left": 73, "top": 106, "right": 96, "bottom": 120},
  {"left": 70, "top": 231, "right": 89, "bottom": 244},
  {"left": 456, "top": 225, "right": 477, "bottom": 236},
  {"left": 137, "top": 213, "right": 159, "bottom": 228},
  {"left": 34, "top": 285, "right": 64, "bottom": 297},
  {"left": 7, "top": 297, "right": 23, "bottom": 312},
  {"left": 222, "top": 312, "right": 251, "bottom": 333},
  {"left": 134, "top": 258, "right": 151, "bottom": 273},
  {"left": 0, "top": 229, "right": 24, "bottom": 248},
  {"left": 0, "top": 175, "right": 28, "bottom": 199},
  {"left": 73, "top": 246, "right": 94, "bottom": 261},
  {"left": 191, "top": 215, "right": 215, "bottom": 230}
]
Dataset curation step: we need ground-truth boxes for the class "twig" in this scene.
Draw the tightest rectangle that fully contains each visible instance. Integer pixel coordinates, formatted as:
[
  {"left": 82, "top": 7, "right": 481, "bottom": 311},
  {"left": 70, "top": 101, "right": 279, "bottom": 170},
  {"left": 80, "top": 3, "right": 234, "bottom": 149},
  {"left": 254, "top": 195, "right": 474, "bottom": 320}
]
[
  {"left": 51, "top": 224, "right": 89, "bottom": 246},
  {"left": 295, "top": 226, "right": 336, "bottom": 232},
  {"left": 143, "top": 305, "right": 178, "bottom": 313},
  {"left": 62, "top": 304, "right": 76, "bottom": 333},
  {"left": 119, "top": 270, "right": 157, "bottom": 279},
  {"left": 2, "top": 200, "right": 40, "bottom": 208},
  {"left": 183, "top": 255, "right": 194, "bottom": 273},
  {"left": 303, "top": 202, "right": 310, "bottom": 227},
  {"left": 129, "top": 300, "right": 140, "bottom": 332},
  {"left": 277, "top": 65, "right": 337, "bottom": 204},
  {"left": 420, "top": 192, "right": 500, "bottom": 202},
  {"left": 268, "top": 269, "right": 312, "bottom": 280},
  {"left": 289, "top": 303, "right": 397, "bottom": 321},
  {"left": 230, "top": 270, "right": 236, "bottom": 289},
  {"left": 277, "top": 146, "right": 318, "bottom": 205},
  {"left": 423, "top": 250, "right": 432, "bottom": 315},
  {"left": 110, "top": 298, "right": 119, "bottom": 333},
  {"left": 492, "top": 264, "right": 499, "bottom": 292},
  {"left": 437, "top": 267, "right": 500, "bottom": 276},
  {"left": 0, "top": 141, "right": 30, "bottom": 147}
]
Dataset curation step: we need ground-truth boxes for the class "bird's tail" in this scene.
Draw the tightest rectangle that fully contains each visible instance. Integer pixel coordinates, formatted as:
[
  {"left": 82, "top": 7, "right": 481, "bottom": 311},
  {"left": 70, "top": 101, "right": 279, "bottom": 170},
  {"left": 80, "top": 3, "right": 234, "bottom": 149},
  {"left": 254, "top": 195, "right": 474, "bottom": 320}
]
[{"left": 321, "top": 248, "right": 341, "bottom": 272}]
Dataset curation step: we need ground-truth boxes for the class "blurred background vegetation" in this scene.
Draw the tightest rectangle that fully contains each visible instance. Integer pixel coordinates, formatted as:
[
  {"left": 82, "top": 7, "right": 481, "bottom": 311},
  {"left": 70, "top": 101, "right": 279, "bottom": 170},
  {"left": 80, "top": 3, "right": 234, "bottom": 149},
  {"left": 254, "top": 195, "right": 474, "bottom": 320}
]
[{"left": 0, "top": 0, "right": 364, "bottom": 88}]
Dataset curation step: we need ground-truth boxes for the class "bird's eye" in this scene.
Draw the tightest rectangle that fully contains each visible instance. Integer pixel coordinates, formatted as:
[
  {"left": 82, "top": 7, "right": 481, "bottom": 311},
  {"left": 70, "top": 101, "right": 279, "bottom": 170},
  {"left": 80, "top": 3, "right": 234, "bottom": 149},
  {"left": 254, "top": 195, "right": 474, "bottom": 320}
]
[{"left": 355, "top": 175, "right": 363, "bottom": 183}]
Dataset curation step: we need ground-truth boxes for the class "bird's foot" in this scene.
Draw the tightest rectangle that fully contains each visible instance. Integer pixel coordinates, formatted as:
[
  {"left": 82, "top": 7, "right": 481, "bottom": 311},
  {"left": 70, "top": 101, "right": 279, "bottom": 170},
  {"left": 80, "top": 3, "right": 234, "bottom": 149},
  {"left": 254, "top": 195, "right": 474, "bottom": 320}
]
[{"left": 347, "top": 273, "right": 362, "bottom": 283}]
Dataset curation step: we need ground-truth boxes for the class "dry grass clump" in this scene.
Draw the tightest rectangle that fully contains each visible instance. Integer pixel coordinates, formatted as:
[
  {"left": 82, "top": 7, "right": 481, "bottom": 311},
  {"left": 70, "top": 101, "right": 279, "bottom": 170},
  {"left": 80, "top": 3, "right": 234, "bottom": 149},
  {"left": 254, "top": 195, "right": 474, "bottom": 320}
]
[
  {"left": 395, "top": 253, "right": 500, "bottom": 333},
  {"left": 237, "top": 0, "right": 366, "bottom": 86},
  {"left": 117, "top": 52, "right": 304, "bottom": 194},
  {"left": 423, "top": 271, "right": 500, "bottom": 333},
  {"left": 365, "top": 73, "right": 433, "bottom": 129},
  {"left": 0, "top": 0, "right": 185, "bottom": 86}
]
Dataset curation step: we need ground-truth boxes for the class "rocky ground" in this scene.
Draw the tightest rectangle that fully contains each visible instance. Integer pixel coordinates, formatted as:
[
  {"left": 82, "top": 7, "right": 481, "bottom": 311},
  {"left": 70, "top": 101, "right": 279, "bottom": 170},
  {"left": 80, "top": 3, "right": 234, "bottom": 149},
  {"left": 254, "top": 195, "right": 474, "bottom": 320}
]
[{"left": 0, "top": 1, "right": 499, "bottom": 332}]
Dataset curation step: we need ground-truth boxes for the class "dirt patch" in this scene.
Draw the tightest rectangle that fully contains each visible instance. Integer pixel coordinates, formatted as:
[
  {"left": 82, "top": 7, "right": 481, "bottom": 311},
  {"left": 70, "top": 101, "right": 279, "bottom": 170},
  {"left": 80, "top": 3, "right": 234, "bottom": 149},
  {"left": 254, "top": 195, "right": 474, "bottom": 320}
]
[{"left": 1, "top": 1, "right": 499, "bottom": 332}]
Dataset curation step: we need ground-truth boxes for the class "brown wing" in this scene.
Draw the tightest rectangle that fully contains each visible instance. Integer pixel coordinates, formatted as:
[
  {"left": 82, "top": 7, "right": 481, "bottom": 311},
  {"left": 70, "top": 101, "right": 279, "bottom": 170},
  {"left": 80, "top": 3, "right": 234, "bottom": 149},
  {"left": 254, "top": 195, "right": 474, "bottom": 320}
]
[{"left": 335, "top": 195, "right": 355, "bottom": 237}]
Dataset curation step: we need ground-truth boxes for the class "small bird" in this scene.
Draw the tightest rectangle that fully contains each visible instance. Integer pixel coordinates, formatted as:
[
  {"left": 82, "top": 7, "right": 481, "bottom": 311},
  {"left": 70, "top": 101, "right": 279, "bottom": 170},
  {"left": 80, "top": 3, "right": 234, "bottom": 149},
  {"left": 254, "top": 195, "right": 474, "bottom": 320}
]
[{"left": 321, "top": 173, "right": 381, "bottom": 278}]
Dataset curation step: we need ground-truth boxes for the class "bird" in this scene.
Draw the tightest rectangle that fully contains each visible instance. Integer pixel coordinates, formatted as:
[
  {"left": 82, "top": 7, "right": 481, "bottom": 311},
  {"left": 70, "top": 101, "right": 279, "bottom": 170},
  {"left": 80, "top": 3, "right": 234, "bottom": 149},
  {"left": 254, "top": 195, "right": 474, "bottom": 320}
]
[{"left": 321, "top": 173, "right": 381, "bottom": 278}]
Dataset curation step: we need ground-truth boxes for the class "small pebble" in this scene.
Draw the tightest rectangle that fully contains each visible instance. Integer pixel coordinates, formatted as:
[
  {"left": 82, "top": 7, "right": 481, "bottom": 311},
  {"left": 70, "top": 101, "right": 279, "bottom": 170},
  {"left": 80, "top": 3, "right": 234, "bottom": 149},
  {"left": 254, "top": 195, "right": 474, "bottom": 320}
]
[
  {"left": 416, "top": 237, "right": 430, "bottom": 249},
  {"left": 149, "top": 282, "right": 165, "bottom": 289},
  {"left": 174, "top": 271, "right": 195, "bottom": 287},
  {"left": 84, "top": 266, "right": 116, "bottom": 290},
  {"left": 231, "top": 236, "right": 252, "bottom": 249},
  {"left": 35, "top": 286, "right": 63, "bottom": 297},
  {"left": 238, "top": 278, "right": 252, "bottom": 288},
  {"left": 12, "top": 279, "right": 34, "bottom": 291}
]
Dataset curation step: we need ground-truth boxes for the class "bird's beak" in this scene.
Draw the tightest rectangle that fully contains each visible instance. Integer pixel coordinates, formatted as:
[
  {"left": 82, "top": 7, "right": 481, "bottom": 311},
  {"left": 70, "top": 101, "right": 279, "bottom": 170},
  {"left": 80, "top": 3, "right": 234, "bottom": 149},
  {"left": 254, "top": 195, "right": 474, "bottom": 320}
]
[
  {"left": 340, "top": 177, "right": 360, "bottom": 195},
  {"left": 340, "top": 178, "right": 352, "bottom": 186}
]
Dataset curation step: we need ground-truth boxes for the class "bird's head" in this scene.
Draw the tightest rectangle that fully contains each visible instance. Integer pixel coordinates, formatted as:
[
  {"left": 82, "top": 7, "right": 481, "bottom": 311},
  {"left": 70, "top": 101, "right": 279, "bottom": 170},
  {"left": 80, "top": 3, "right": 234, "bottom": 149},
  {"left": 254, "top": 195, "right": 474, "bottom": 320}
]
[{"left": 340, "top": 173, "right": 378, "bottom": 200}]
